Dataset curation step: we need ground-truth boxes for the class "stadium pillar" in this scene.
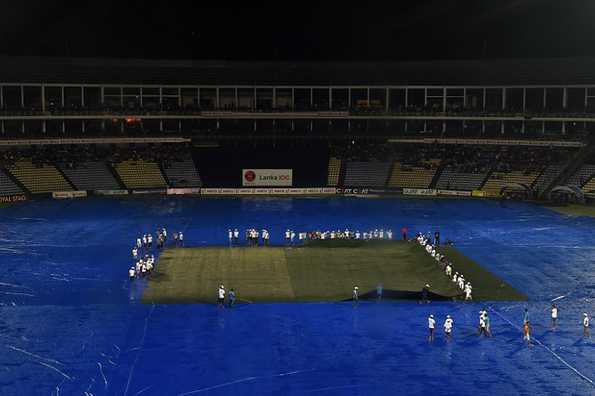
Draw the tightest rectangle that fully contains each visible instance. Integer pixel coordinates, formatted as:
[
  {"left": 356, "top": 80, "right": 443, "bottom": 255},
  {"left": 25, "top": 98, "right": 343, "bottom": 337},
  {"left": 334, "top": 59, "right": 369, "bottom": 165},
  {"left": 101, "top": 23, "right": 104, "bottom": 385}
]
[
  {"left": 159, "top": 87, "right": 163, "bottom": 106},
  {"left": 180, "top": 87, "right": 184, "bottom": 108},
  {"left": 482, "top": 88, "right": 486, "bottom": 111},
  {"left": 543, "top": 88, "right": 547, "bottom": 110},
  {"left": 329, "top": 87, "right": 332, "bottom": 110},
  {"left": 522, "top": 88, "right": 526, "bottom": 112},
  {"left": 235, "top": 88, "right": 239, "bottom": 109},
  {"left": 405, "top": 88, "right": 408, "bottom": 108},
  {"left": 119, "top": 87, "right": 123, "bottom": 107},
  {"left": 196, "top": 87, "right": 200, "bottom": 108},
  {"left": 463, "top": 87, "right": 467, "bottom": 108},
  {"left": 139, "top": 87, "right": 142, "bottom": 107},
  {"left": 584, "top": 88, "right": 588, "bottom": 109},
  {"left": 253, "top": 87, "right": 257, "bottom": 111},
  {"left": 385, "top": 88, "right": 389, "bottom": 112},
  {"left": 100, "top": 86, "right": 104, "bottom": 105},
  {"left": 310, "top": 88, "right": 313, "bottom": 108},
  {"left": 501, "top": 88, "right": 506, "bottom": 110},
  {"left": 273, "top": 87, "right": 276, "bottom": 109},
  {"left": 442, "top": 88, "right": 446, "bottom": 112},
  {"left": 367, "top": 87, "right": 370, "bottom": 105},
  {"left": 81, "top": 86, "right": 84, "bottom": 108},
  {"left": 0, "top": 85, "right": 3, "bottom": 109},
  {"left": 291, "top": 88, "right": 295, "bottom": 110},
  {"left": 348, "top": 88, "right": 352, "bottom": 108},
  {"left": 20, "top": 85, "right": 24, "bottom": 108},
  {"left": 215, "top": 87, "right": 219, "bottom": 109},
  {"left": 562, "top": 87, "right": 567, "bottom": 109},
  {"left": 41, "top": 85, "right": 45, "bottom": 112},
  {"left": 424, "top": 88, "right": 427, "bottom": 106}
]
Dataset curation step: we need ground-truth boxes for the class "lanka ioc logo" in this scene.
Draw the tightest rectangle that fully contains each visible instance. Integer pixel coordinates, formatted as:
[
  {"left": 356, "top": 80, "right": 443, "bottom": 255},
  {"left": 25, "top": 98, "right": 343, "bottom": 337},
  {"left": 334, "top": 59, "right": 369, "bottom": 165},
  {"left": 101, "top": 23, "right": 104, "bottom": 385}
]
[{"left": 244, "top": 170, "right": 256, "bottom": 182}]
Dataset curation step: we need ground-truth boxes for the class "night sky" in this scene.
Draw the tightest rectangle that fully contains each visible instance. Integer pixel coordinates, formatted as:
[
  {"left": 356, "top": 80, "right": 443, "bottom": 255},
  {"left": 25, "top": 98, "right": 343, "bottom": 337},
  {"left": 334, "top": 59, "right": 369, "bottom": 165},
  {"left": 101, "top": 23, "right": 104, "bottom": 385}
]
[{"left": 1, "top": 0, "right": 594, "bottom": 61}]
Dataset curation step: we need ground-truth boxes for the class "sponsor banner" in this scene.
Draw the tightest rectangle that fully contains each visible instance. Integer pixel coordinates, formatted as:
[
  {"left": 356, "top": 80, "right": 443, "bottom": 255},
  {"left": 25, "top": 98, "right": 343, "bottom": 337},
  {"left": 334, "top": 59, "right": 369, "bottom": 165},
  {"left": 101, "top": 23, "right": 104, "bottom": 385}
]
[
  {"left": 336, "top": 188, "right": 370, "bottom": 195},
  {"left": 472, "top": 190, "right": 486, "bottom": 197},
  {"left": 484, "top": 191, "right": 501, "bottom": 198},
  {"left": 52, "top": 191, "right": 88, "bottom": 199},
  {"left": 200, "top": 187, "right": 335, "bottom": 196},
  {"left": 0, "top": 194, "right": 27, "bottom": 203},
  {"left": 132, "top": 189, "right": 167, "bottom": 195},
  {"left": 166, "top": 187, "right": 201, "bottom": 195},
  {"left": 0, "top": 137, "right": 190, "bottom": 146},
  {"left": 437, "top": 189, "right": 472, "bottom": 197},
  {"left": 242, "top": 169, "right": 292, "bottom": 187},
  {"left": 95, "top": 189, "right": 129, "bottom": 196},
  {"left": 403, "top": 188, "right": 437, "bottom": 196},
  {"left": 387, "top": 138, "right": 584, "bottom": 148}
]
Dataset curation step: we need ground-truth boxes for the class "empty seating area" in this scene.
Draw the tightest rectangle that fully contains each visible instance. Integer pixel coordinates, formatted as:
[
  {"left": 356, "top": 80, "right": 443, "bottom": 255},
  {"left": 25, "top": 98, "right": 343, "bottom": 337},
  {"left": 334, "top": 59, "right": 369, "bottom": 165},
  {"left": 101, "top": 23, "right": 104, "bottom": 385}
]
[
  {"left": 532, "top": 165, "right": 564, "bottom": 194},
  {"left": 0, "top": 170, "right": 25, "bottom": 196},
  {"left": 327, "top": 157, "right": 341, "bottom": 186},
  {"left": 566, "top": 164, "right": 595, "bottom": 187},
  {"left": 8, "top": 161, "right": 72, "bottom": 193},
  {"left": 343, "top": 162, "right": 391, "bottom": 187},
  {"left": 115, "top": 160, "right": 168, "bottom": 189},
  {"left": 481, "top": 171, "right": 542, "bottom": 195},
  {"left": 61, "top": 162, "right": 121, "bottom": 191},
  {"left": 162, "top": 158, "right": 202, "bottom": 187},
  {"left": 388, "top": 163, "right": 436, "bottom": 189},
  {"left": 436, "top": 170, "right": 487, "bottom": 191}
]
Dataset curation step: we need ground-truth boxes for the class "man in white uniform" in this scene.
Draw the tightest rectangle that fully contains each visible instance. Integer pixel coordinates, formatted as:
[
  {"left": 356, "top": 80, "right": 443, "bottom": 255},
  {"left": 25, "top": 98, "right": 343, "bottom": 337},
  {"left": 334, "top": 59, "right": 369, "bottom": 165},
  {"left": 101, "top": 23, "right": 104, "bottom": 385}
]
[
  {"left": 551, "top": 304, "right": 558, "bottom": 329},
  {"left": 444, "top": 315, "right": 454, "bottom": 341},
  {"left": 218, "top": 285, "right": 225, "bottom": 308},
  {"left": 428, "top": 314, "right": 436, "bottom": 342},
  {"left": 584, "top": 313, "right": 590, "bottom": 337}
]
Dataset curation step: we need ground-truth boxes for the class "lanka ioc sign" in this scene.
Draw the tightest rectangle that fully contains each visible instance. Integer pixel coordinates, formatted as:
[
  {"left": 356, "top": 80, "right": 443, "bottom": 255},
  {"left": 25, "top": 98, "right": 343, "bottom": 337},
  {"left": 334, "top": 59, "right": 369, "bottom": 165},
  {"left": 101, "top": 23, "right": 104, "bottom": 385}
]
[{"left": 242, "top": 169, "right": 293, "bottom": 186}]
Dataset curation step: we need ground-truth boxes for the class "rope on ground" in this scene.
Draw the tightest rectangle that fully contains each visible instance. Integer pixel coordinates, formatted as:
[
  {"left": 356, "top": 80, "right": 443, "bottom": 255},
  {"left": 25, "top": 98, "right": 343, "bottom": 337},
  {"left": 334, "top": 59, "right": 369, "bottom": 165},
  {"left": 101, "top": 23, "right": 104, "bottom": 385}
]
[{"left": 488, "top": 306, "right": 595, "bottom": 388}]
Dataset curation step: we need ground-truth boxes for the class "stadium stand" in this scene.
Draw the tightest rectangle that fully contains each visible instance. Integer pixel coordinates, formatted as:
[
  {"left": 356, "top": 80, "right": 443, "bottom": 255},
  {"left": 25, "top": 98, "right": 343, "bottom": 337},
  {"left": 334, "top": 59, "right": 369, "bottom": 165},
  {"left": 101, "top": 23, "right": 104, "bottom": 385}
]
[
  {"left": 435, "top": 170, "right": 488, "bottom": 191},
  {"left": 532, "top": 164, "right": 565, "bottom": 195},
  {"left": 8, "top": 161, "right": 73, "bottom": 193},
  {"left": 0, "top": 169, "right": 25, "bottom": 196},
  {"left": 481, "top": 171, "right": 541, "bottom": 195},
  {"left": 162, "top": 158, "right": 202, "bottom": 187},
  {"left": 61, "top": 161, "right": 121, "bottom": 191},
  {"left": 343, "top": 161, "right": 391, "bottom": 187},
  {"left": 566, "top": 164, "right": 595, "bottom": 187},
  {"left": 388, "top": 163, "right": 437, "bottom": 189},
  {"left": 327, "top": 157, "right": 341, "bottom": 187},
  {"left": 115, "top": 160, "right": 168, "bottom": 189}
]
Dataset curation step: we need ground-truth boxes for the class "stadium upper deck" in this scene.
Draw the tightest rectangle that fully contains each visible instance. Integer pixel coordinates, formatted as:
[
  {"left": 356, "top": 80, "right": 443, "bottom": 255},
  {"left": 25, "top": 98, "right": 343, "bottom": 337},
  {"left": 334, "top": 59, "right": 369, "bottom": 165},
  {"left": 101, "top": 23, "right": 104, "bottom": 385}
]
[{"left": 2, "top": 56, "right": 595, "bottom": 139}]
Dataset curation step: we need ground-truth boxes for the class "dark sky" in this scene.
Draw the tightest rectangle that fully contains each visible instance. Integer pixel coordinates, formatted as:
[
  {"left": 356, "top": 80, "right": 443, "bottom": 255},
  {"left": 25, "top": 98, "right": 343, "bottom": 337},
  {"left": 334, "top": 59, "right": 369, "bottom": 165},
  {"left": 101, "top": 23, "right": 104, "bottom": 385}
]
[{"left": 1, "top": 0, "right": 595, "bottom": 61}]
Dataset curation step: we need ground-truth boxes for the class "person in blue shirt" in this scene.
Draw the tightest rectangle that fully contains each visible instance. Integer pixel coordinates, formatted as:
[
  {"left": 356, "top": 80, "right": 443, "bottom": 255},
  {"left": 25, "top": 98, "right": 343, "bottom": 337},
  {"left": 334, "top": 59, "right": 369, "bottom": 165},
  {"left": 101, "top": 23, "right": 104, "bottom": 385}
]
[{"left": 228, "top": 288, "right": 236, "bottom": 308}]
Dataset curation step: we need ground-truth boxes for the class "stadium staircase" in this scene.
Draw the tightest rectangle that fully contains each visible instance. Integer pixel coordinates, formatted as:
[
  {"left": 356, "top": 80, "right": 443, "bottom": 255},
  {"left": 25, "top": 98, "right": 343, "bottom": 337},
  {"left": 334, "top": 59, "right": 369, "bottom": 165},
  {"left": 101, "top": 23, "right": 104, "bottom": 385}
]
[
  {"left": 162, "top": 158, "right": 202, "bottom": 187},
  {"left": 566, "top": 164, "right": 595, "bottom": 190},
  {"left": 0, "top": 168, "right": 28, "bottom": 196},
  {"left": 532, "top": 164, "right": 565, "bottom": 197},
  {"left": 326, "top": 157, "right": 342, "bottom": 187},
  {"left": 114, "top": 160, "right": 168, "bottom": 189},
  {"left": 61, "top": 162, "right": 122, "bottom": 191},
  {"left": 8, "top": 161, "right": 73, "bottom": 194}
]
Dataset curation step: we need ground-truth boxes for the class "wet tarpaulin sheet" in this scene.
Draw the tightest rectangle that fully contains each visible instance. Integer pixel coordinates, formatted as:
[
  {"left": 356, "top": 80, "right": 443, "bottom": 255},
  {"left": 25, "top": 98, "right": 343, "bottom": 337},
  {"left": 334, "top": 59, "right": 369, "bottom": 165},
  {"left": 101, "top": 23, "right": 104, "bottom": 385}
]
[{"left": 0, "top": 197, "right": 594, "bottom": 395}]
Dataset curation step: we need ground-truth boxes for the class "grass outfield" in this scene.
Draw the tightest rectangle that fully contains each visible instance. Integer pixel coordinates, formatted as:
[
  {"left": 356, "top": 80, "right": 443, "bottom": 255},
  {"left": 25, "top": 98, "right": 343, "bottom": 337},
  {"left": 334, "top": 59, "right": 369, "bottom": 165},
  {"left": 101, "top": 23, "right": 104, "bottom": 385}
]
[
  {"left": 142, "top": 241, "right": 526, "bottom": 304},
  {"left": 544, "top": 203, "right": 595, "bottom": 218}
]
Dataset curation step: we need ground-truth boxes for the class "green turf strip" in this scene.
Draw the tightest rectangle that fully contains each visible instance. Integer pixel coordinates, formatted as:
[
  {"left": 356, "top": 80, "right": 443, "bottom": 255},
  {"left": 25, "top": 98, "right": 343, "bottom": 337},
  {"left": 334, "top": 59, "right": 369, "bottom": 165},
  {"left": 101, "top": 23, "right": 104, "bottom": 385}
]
[{"left": 142, "top": 241, "right": 526, "bottom": 304}]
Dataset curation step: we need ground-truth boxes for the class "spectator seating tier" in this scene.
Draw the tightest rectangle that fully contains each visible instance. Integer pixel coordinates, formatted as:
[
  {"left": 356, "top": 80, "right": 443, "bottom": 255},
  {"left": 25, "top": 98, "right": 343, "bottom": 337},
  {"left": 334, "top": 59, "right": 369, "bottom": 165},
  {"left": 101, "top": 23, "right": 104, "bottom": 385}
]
[
  {"left": 0, "top": 170, "right": 25, "bottom": 196},
  {"left": 162, "top": 158, "right": 202, "bottom": 187},
  {"left": 566, "top": 164, "right": 595, "bottom": 187},
  {"left": 532, "top": 165, "right": 564, "bottom": 194},
  {"left": 435, "top": 170, "right": 487, "bottom": 191},
  {"left": 327, "top": 157, "right": 341, "bottom": 187},
  {"left": 8, "top": 161, "right": 72, "bottom": 194},
  {"left": 61, "top": 161, "right": 121, "bottom": 191},
  {"left": 387, "top": 162, "right": 437, "bottom": 189},
  {"left": 115, "top": 160, "right": 168, "bottom": 189},
  {"left": 343, "top": 161, "right": 391, "bottom": 187},
  {"left": 481, "top": 171, "right": 541, "bottom": 195}
]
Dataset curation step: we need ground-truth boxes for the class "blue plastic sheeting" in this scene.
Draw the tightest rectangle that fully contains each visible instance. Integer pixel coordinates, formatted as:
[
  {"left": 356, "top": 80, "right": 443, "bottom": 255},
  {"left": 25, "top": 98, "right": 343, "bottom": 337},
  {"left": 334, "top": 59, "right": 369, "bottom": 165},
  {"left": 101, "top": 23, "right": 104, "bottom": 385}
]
[{"left": 0, "top": 197, "right": 594, "bottom": 395}]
